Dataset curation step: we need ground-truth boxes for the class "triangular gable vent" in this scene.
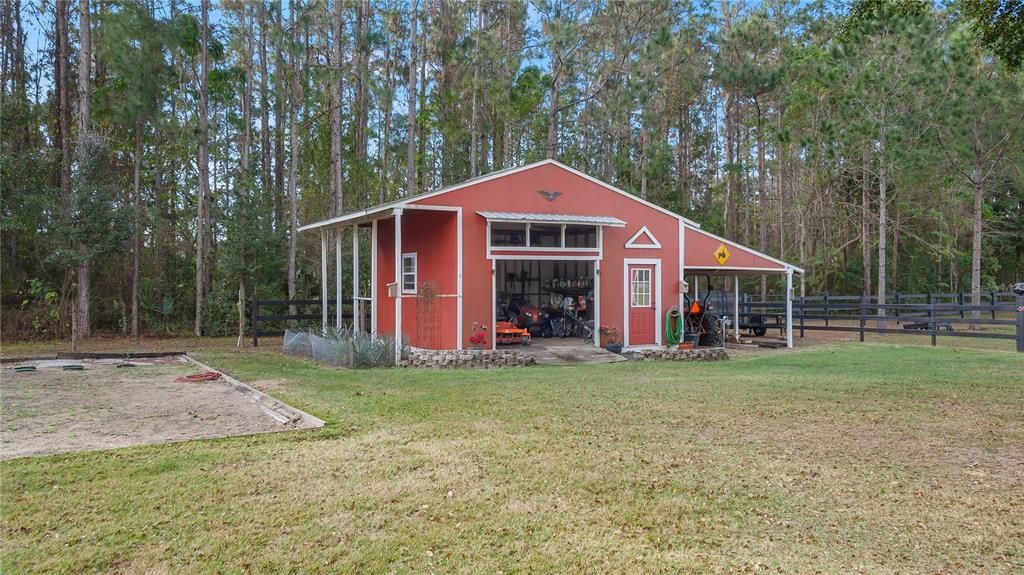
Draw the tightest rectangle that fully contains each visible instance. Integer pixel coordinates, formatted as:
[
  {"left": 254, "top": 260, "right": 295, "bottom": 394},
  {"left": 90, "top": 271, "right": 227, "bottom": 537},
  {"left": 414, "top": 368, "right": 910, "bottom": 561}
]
[{"left": 625, "top": 226, "right": 661, "bottom": 249}]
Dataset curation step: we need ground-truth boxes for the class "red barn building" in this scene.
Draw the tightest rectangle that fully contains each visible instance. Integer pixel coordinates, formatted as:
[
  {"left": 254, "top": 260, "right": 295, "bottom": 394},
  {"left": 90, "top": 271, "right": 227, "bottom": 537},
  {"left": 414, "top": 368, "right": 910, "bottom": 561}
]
[{"left": 299, "top": 160, "right": 802, "bottom": 357}]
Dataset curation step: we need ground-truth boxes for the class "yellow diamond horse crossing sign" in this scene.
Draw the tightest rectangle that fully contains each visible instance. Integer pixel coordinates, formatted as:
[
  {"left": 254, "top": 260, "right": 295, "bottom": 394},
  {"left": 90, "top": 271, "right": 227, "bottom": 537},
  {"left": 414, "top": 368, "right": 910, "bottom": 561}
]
[{"left": 714, "top": 244, "right": 731, "bottom": 265}]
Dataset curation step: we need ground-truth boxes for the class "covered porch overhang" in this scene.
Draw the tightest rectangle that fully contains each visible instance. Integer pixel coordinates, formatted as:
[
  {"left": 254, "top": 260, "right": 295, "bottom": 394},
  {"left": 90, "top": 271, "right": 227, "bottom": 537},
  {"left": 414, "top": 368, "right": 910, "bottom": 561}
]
[
  {"left": 298, "top": 204, "right": 462, "bottom": 364},
  {"left": 684, "top": 265, "right": 804, "bottom": 349}
]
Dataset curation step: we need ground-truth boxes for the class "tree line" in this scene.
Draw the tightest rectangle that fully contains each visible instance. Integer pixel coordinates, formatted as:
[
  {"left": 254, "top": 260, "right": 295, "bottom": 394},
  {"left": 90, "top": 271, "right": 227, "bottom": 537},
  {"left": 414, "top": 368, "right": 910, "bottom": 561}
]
[{"left": 2, "top": 0, "right": 1022, "bottom": 339}]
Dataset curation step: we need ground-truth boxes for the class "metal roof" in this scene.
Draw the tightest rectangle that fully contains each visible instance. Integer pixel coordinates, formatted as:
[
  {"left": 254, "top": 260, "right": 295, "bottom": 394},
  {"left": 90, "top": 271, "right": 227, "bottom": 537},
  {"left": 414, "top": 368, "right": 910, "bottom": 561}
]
[{"left": 477, "top": 211, "right": 626, "bottom": 227}]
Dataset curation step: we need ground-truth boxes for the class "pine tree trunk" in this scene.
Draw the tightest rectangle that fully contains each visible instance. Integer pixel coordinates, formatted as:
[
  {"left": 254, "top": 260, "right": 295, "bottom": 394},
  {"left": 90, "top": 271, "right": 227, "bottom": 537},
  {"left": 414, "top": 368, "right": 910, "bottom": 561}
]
[
  {"left": 131, "top": 120, "right": 142, "bottom": 338},
  {"left": 77, "top": 0, "right": 90, "bottom": 131},
  {"left": 259, "top": 4, "right": 271, "bottom": 210},
  {"left": 724, "top": 91, "right": 735, "bottom": 239},
  {"left": 970, "top": 147, "right": 983, "bottom": 329},
  {"left": 287, "top": 0, "right": 301, "bottom": 317},
  {"left": 239, "top": 4, "right": 253, "bottom": 336},
  {"left": 331, "top": 0, "right": 344, "bottom": 216},
  {"left": 678, "top": 103, "right": 691, "bottom": 212},
  {"left": 355, "top": 0, "right": 369, "bottom": 164},
  {"left": 470, "top": 0, "right": 481, "bottom": 176},
  {"left": 416, "top": 30, "right": 426, "bottom": 191},
  {"left": 195, "top": 0, "right": 211, "bottom": 337},
  {"left": 756, "top": 97, "right": 767, "bottom": 299},
  {"left": 379, "top": 14, "right": 394, "bottom": 204},
  {"left": 547, "top": 69, "right": 558, "bottom": 160},
  {"left": 273, "top": 1, "right": 285, "bottom": 230},
  {"left": 876, "top": 122, "right": 887, "bottom": 327},
  {"left": 776, "top": 103, "right": 785, "bottom": 258},
  {"left": 861, "top": 147, "right": 871, "bottom": 298},
  {"left": 75, "top": 0, "right": 91, "bottom": 337},
  {"left": 639, "top": 128, "right": 648, "bottom": 200},
  {"left": 406, "top": 0, "right": 417, "bottom": 195},
  {"left": 55, "top": 0, "right": 70, "bottom": 219}
]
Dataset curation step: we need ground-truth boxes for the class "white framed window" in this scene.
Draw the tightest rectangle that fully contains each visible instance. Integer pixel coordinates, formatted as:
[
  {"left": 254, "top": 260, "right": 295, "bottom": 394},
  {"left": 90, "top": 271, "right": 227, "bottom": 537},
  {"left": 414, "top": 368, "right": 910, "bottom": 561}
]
[
  {"left": 630, "top": 268, "right": 651, "bottom": 307},
  {"left": 490, "top": 223, "right": 527, "bottom": 246},
  {"left": 564, "top": 225, "right": 598, "bottom": 248},
  {"left": 401, "top": 253, "right": 417, "bottom": 294}
]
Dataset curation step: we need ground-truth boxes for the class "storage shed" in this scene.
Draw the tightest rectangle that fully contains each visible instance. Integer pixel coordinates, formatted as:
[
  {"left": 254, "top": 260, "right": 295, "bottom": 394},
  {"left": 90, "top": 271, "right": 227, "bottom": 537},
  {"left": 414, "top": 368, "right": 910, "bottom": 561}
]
[{"left": 299, "top": 160, "right": 803, "bottom": 358}]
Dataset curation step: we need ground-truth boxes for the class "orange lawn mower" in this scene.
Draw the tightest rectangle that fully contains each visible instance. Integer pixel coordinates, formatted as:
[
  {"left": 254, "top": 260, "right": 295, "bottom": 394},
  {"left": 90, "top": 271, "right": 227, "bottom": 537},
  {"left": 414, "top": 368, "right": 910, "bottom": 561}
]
[{"left": 494, "top": 321, "right": 531, "bottom": 345}]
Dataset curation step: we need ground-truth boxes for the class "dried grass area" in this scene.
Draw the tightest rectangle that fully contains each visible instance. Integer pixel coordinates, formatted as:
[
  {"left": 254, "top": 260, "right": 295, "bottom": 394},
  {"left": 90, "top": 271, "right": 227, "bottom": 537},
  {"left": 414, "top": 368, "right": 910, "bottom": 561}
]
[{"left": 2, "top": 343, "right": 1022, "bottom": 573}]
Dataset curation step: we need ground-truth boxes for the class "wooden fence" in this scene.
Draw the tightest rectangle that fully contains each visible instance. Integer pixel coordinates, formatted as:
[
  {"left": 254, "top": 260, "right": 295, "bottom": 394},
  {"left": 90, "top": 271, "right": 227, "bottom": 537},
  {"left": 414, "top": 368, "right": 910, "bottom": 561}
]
[
  {"left": 704, "top": 291, "right": 1024, "bottom": 352},
  {"left": 250, "top": 298, "right": 353, "bottom": 347}
]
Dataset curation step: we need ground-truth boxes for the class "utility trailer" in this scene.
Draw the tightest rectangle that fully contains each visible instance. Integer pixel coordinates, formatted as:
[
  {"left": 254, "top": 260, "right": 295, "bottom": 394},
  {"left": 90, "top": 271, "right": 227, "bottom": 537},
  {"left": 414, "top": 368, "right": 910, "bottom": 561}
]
[{"left": 738, "top": 312, "right": 786, "bottom": 337}]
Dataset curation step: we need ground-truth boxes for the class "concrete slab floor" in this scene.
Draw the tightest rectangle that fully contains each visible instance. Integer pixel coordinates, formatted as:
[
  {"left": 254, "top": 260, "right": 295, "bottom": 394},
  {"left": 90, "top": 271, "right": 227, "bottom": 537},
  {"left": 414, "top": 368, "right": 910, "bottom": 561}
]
[{"left": 500, "top": 337, "right": 629, "bottom": 366}]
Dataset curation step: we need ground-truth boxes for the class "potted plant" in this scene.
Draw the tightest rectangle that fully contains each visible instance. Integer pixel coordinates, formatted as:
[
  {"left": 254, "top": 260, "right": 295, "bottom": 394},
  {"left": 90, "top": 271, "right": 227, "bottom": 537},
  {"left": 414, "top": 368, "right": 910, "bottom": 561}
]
[
  {"left": 600, "top": 325, "right": 623, "bottom": 354},
  {"left": 469, "top": 322, "right": 488, "bottom": 350}
]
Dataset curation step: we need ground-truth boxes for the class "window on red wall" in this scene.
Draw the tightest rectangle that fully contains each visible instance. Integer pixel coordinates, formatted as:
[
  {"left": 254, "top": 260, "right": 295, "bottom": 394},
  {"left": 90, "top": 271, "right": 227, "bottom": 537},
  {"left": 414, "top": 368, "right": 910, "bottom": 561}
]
[
  {"left": 491, "top": 223, "right": 526, "bottom": 246},
  {"left": 529, "top": 224, "right": 561, "bottom": 247},
  {"left": 402, "top": 253, "right": 417, "bottom": 293},
  {"left": 564, "top": 225, "right": 597, "bottom": 248}
]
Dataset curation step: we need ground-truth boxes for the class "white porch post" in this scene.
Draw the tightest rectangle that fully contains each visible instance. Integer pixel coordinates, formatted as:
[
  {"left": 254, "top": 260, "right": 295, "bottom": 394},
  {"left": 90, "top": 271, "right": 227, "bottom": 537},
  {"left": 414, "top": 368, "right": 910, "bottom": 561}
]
[
  {"left": 320, "top": 230, "right": 328, "bottom": 333},
  {"left": 371, "top": 220, "right": 378, "bottom": 334},
  {"left": 394, "top": 209, "right": 403, "bottom": 364},
  {"left": 335, "top": 229, "right": 342, "bottom": 328},
  {"left": 491, "top": 258, "right": 496, "bottom": 351},
  {"left": 785, "top": 269, "right": 794, "bottom": 349},
  {"left": 352, "top": 224, "right": 360, "bottom": 332},
  {"left": 593, "top": 260, "right": 601, "bottom": 348},
  {"left": 734, "top": 276, "right": 740, "bottom": 342}
]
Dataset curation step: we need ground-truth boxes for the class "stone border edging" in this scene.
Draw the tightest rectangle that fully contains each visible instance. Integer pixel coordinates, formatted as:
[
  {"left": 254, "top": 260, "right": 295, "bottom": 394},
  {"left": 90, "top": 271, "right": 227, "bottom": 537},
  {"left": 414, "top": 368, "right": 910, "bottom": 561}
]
[
  {"left": 624, "top": 348, "right": 729, "bottom": 362},
  {"left": 185, "top": 355, "right": 326, "bottom": 428},
  {"left": 401, "top": 349, "right": 537, "bottom": 369}
]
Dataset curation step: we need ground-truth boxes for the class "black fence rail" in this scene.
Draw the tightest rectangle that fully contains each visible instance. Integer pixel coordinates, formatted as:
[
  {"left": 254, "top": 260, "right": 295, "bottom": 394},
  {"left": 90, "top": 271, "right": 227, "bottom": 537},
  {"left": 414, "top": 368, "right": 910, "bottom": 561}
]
[
  {"left": 705, "top": 291, "right": 1024, "bottom": 352},
  {"left": 251, "top": 298, "right": 354, "bottom": 347},
  {"left": 738, "top": 290, "right": 1017, "bottom": 320}
]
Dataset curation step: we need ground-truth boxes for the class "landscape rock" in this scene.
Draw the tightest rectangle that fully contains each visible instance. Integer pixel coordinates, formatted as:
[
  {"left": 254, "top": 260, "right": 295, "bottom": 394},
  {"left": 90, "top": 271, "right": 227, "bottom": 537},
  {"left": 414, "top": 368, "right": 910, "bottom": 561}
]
[
  {"left": 400, "top": 349, "right": 537, "bottom": 369},
  {"left": 622, "top": 347, "right": 729, "bottom": 362}
]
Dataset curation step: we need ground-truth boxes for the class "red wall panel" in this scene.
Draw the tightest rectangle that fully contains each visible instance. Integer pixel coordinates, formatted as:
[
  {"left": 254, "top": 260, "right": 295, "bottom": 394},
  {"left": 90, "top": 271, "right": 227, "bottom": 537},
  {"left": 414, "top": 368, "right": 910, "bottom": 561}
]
[
  {"left": 414, "top": 162, "right": 682, "bottom": 347},
  {"left": 370, "top": 162, "right": 787, "bottom": 350},
  {"left": 375, "top": 210, "right": 459, "bottom": 349},
  {"left": 684, "top": 227, "right": 787, "bottom": 270}
]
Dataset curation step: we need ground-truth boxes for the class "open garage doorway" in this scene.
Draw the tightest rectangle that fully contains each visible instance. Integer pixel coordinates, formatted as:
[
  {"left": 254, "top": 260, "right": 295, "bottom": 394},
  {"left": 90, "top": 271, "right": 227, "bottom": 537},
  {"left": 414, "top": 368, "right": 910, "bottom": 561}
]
[{"left": 495, "top": 259, "right": 596, "bottom": 347}]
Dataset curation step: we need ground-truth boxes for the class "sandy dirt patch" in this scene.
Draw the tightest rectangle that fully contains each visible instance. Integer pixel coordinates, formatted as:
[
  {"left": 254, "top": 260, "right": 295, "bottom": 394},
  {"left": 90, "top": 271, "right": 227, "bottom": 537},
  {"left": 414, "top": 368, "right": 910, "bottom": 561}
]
[{"left": 1, "top": 358, "right": 314, "bottom": 459}]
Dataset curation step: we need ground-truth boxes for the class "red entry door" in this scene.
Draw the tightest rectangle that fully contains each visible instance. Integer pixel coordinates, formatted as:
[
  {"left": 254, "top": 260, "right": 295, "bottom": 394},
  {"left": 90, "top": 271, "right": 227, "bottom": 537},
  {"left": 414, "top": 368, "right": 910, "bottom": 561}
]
[{"left": 628, "top": 264, "right": 656, "bottom": 345}]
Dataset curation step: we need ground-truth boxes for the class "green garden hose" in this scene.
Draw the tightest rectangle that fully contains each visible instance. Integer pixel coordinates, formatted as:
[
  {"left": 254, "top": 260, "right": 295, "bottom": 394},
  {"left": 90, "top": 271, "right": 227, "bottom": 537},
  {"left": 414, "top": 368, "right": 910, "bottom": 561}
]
[{"left": 665, "top": 306, "right": 683, "bottom": 346}]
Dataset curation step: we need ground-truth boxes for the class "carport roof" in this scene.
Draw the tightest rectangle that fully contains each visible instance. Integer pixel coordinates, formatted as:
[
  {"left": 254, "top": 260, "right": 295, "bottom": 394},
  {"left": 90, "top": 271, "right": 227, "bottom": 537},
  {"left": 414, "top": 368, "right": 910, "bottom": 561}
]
[{"left": 477, "top": 211, "right": 626, "bottom": 227}]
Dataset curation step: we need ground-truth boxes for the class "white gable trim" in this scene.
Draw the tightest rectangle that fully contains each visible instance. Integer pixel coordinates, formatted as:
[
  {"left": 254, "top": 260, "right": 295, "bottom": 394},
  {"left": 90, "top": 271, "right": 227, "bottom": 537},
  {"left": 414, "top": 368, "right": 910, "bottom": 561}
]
[
  {"left": 547, "top": 161, "right": 702, "bottom": 228},
  {"left": 624, "top": 226, "right": 661, "bottom": 249},
  {"left": 299, "top": 159, "right": 702, "bottom": 232}
]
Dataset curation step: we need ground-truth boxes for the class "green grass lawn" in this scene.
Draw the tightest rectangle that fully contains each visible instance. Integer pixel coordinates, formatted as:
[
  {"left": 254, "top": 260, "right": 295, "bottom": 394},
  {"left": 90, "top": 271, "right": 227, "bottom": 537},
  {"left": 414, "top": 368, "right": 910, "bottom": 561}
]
[{"left": 3, "top": 344, "right": 1023, "bottom": 573}]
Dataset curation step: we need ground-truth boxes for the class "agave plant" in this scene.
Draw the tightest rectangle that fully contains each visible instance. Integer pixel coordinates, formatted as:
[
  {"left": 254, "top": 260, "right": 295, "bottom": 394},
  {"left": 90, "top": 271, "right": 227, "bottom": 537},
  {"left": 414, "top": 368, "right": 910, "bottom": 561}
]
[{"left": 319, "top": 325, "right": 407, "bottom": 368}]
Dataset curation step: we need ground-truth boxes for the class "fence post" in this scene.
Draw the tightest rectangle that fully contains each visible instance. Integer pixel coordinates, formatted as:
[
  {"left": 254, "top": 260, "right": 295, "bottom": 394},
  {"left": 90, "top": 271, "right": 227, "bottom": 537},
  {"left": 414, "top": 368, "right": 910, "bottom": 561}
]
[
  {"left": 799, "top": 294, "right": 805, "bottom": 338},
  {"left": 859, "top": 293, "right": 866, "bottom": 342},
  {"left": 251, "top": 297, "right": 259, "bottom": 347},
  {"left": 824, "top": 292, "right": 830, "bottom": 328},
  {"left": 958, "top": 291, "right": 964, "bottom": 319},
  {"left": 1016, "top": 291, "right": 1024, "bottom": 353},
  {"left": 991, "top": 290, "right": 997, "bottom": 320},
  {"left": 894, "top": 292, "right": 901, "bottom": 323},
  {"left": 927, "top": 291, "right": 936, "bottom": 347}
]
